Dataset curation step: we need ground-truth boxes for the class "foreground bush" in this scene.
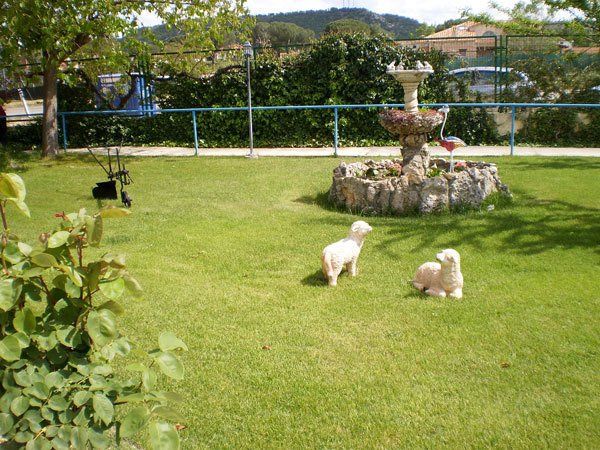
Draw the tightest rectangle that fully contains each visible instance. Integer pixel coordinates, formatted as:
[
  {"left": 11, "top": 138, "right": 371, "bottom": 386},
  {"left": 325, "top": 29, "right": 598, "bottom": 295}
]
[{"left": 0, "top": 173, "right": 186, "bottom": 449}]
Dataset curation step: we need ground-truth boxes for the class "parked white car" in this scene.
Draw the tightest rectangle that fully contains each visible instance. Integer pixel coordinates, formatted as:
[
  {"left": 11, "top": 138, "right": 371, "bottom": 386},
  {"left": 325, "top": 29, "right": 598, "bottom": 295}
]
[{"left": 448, "top": 67, "right": 531, "bottom": 97}]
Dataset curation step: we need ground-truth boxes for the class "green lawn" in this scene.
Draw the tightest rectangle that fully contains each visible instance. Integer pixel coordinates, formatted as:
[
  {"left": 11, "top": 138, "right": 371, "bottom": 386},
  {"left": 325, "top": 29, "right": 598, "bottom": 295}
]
[{"left": 8, "top": 155, "right": 600, "bottom": 448}]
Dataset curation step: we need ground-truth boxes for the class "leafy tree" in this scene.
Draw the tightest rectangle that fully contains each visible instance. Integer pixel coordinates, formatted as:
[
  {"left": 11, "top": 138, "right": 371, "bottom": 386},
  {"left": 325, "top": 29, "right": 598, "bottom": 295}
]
[
  {"left": 0, "top": 0, "right": 249, "bottom": 157},
  {"left": 469, "top": 0, "right": 598, "bottom": 37},
  {"left": 410, "top": 24, "right": 436, "bottom": 38},
  {"left": 543, "top": 0, "right": 599, "bottom": 35},
  {"left": 253, "top": 21, "right": 315, "bottom": 46}
]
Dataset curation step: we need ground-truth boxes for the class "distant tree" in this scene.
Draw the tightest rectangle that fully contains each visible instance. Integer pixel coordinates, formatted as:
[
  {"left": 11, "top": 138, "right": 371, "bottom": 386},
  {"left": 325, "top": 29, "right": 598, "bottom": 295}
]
[
  {"left": 410, "top": 23, "right": 436, "bottom": 38},
  {"left": 324, "top": 18, "right": 389, "bottom": 36},
  {"left": 0, "top": 0, "right": 249, "bottom": 156},
  {"left": 253, "top": 21, "right": 315, "bottom": 46},
  {"left": 469, "top": 0, "right": 598, "bottom": 37}
]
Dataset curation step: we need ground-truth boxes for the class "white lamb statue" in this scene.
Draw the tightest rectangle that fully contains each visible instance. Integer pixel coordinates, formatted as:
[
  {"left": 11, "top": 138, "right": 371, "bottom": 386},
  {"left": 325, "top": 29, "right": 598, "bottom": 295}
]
[
  {"left": 321, "top": 221, "right": 372, "bottom": 287},
  {"left": 413, "top": 249, "right": 463, "bottom": 298}
]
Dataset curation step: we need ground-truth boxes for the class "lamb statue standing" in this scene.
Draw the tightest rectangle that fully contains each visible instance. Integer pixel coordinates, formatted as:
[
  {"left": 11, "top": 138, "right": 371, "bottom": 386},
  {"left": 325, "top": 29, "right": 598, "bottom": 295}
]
[
  {"left": 321, "top": 221, "right": 373, "bottom": 287},
  {"left": 413, "top": 249, "right": 463, "bottom": 298}
]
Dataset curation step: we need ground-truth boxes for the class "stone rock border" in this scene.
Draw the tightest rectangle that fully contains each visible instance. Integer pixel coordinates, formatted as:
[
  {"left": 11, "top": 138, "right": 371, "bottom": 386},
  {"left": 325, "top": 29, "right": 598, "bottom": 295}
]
[{"left": 328, "top": 158, "right": 511, "bottom": 215}]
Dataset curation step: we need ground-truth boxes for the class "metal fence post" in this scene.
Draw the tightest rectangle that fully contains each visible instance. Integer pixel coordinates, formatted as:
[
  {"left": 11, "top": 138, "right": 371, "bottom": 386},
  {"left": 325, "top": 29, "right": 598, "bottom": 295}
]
[
  {"left": 192, "top": 111, "right": 199, "bottom": 156},
  {"left": 333, "top": 107, "right": 339, "bottom": 157},
  {"left": 61, "top": 114, "right": 68, "bottom": 152},
  {"left": 510, "top": 106, "right": 516, "bottom": 156}
]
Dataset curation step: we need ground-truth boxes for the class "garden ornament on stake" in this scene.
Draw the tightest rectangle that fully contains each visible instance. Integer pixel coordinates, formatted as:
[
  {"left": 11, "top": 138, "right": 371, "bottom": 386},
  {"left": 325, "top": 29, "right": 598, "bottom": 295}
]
[
  {"left": 436, "top": 104, "right": 466, "bottom": 172},
  {"left": 88, "top": 143, "right": 133, "bottom": 207}
]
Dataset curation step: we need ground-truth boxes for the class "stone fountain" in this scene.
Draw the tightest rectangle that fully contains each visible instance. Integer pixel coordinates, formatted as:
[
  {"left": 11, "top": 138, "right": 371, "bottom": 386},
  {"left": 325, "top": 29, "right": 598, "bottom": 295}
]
[{"left": 328, "top": 61, "right": 511, "bottom": 214}]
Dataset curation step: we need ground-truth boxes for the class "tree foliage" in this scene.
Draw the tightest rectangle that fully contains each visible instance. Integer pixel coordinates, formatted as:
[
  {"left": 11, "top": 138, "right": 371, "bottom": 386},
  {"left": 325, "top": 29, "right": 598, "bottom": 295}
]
[
  {"left": 0, "top": 174, "right": 187, "bottom": 448},
  {"left": 0, "top": 0, "right": 250, "bottom": 156},
  {"left": 253, "top": 22, "right": 315, "bottom": 46},
  {"left": 324, "top": 19, "right": 389, "bottom": 36}
]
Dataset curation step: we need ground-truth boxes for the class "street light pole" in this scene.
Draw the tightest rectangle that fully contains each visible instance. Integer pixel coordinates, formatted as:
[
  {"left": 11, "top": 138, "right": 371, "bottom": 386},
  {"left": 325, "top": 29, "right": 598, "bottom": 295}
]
[{"left": 243, "top": 41, "right": 256, "bottom": 158}]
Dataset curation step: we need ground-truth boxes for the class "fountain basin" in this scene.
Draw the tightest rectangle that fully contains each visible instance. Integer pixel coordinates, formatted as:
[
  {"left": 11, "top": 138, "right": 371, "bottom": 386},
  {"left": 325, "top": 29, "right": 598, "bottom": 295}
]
[
  {"left": 379, "top": 109, "right": 444, "bottom": 136},
  {"left": 328, "top": 159, "right": 511, "bottom": 215}
]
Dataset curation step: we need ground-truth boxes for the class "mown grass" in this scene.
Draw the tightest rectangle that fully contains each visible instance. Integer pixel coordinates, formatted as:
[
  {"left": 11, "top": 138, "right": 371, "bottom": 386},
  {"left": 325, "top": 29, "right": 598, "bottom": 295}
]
[{"left": 8, "top": 155, "right": 600, "bottom": 449}]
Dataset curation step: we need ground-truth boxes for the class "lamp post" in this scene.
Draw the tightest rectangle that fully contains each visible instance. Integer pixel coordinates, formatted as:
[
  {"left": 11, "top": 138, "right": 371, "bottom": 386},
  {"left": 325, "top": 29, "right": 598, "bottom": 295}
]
[{"left": 243, "top": 41, "right": 256, "bottom": 158}]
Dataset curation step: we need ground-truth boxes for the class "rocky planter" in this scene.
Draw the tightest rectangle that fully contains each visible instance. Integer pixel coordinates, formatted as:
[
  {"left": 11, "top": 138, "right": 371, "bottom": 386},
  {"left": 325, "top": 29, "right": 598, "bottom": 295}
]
[{"left": 328, "top": 159, "right": 511, "bottom": 215}]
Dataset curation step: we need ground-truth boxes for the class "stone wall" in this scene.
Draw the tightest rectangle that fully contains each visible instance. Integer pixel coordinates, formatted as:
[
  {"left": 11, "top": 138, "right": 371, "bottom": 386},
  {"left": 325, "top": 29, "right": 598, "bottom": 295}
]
[{"left": 328, "top": 159, "right": 511, "bottom": 215}]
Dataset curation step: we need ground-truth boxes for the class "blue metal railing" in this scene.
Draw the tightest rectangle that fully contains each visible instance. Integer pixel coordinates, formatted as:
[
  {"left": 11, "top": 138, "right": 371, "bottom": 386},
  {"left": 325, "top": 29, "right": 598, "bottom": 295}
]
[{"left": 7, "top": 102, "right": 600, "bottom": 156}]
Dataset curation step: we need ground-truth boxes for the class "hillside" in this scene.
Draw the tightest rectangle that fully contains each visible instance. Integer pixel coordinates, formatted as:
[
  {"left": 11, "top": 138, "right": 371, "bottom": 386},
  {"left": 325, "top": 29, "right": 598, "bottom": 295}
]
[{"left": 256, "top": 7, "right": 421, "bottom": 38}]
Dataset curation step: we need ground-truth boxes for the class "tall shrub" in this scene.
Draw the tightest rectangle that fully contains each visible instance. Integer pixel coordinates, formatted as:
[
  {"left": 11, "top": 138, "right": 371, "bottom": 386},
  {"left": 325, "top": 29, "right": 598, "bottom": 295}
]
[{"left": 0, "top": 174, "right": 186, "bottom": 449}]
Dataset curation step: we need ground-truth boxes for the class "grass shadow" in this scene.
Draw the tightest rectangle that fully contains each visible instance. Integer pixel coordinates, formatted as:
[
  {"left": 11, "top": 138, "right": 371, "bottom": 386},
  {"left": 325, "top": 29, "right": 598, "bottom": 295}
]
[
  {"left": 509, "top": 158, "right": 600, "bottom": 171},
  {"left": 301, "top": 269, "right": 328, "bottom": 287}
]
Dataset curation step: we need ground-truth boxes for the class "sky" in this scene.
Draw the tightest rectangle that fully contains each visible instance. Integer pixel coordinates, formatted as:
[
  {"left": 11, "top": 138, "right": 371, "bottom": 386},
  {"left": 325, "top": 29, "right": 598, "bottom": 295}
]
[
  {"left": 245, "top": 0, "right": 519, "bottom": 23},
  {"left": 138, "top": 0, "right": 523, "bottom": 27}
]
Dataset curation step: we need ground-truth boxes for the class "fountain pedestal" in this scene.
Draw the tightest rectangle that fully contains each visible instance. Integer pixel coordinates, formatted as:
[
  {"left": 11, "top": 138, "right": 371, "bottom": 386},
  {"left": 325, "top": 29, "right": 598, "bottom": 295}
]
[{"left": 379, "top": 68, "right": 441, "bottom": 182}]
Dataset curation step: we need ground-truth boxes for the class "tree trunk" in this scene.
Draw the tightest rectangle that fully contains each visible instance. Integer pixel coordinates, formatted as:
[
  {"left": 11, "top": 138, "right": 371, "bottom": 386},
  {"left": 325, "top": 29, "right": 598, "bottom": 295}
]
[{"left": 42, "top": 64, "right": 59, "bottom": 157}]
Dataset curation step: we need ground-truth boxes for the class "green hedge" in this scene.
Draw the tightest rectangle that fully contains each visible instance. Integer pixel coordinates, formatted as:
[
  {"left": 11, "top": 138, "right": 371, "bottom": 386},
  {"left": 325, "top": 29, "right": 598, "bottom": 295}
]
[{"left": 48, "top": 34, "right": 501, "bottom": 149}]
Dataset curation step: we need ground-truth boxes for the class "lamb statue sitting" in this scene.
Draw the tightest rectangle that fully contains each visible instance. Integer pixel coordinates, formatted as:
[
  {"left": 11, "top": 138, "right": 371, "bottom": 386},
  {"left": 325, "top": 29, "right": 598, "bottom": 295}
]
[
  {"left": 413, "top": 249, "right": 463, "bottom": 298},
  {"left": 321, "top": 221, "right": 372, "bottom": 287}
]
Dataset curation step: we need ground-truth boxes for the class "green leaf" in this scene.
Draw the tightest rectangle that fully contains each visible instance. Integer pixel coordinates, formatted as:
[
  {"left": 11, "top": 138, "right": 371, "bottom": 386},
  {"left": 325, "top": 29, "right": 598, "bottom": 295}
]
[
  {"left": 98, "top": 206, "right": 131, "bottom": 218},
  {"left": 97, "top": 300, "right": 124, "bottom": 315},
  {"left": 92, "top": 393, "right": 114, "bottom": 426},
  {"left": 48, "top": 395, "right": 69, "bottom": 411},
  {"left": 154, "top": 352, "right": 184, "bottom": 380},
  {"left": 123, "top": 274, "right": 143, "bottom": 299},
  {"left": 149, "top": 421, "right": 180, "bottom": 450},
  {"left": 3, "top": 241, "right": 24, "bottom": 263},
  {"left": 0, "top": 412, "right": 15, "bottom": 434},
  {"left": 18, "top": 242, "right": 33, "bottom": 256},
  {"left": 27, "top": 382, "right": 50, "bottom": 400},
  {"left": 0, "top": 334, "right": 22, "bottom": 361},
  {"left": 0, "top": 390, "right": 19, "bottom": 412},
  {"left": 120, "top": 406, "right": 150, "bottom": 438},
  {"left": 14, "top": 430, "right": 34, "bottom": 443},
  {"left": 23, "top": 409, "right": 44, "bottom": 433},
  {"left": 87, "top": 214, "right": 103, "bottom": 247},
  {"left": 142, "top": 368, "right": 157, "bottom": 391},
  {"left": 0, "top": 278, "right": 22, "bottom": 311},
  {"left": 73, "top": 391, "right": 92, "bottom": 408},
  {"left": 45, "top": 372, "right": 66, "bottom": 389},
  {"left": 158, "top": 392, "right": 184, "bottom": 403},
  {"left": 70, "top": 427, "right": 89, "bottom": 449},
  {"left": 26, "top": 436, "right": 52, "bottom": 450},
  {"left": 47, "top": 231, "right": 71, "bottom": 248},
  {"left": 49, "top": 436, "right": 69, "bottom": 449},
  {"left": 10, "top": 395, "right": 29, "bottom": 416},
  {"left": 13, "top": 331, "right": 30, "bottom": 348},
  {"left": 88, "top": 427, "right": 110, "bottom": 449},
  {"left": 158, "top": 332, "right": 188, "bottom": 352},
  {"left": 13, "top": 370, "right": 32, "bottom": 387},
  {"left": 13, "top": 307, "right": 36, "bottom": 333},
  {"left": 99, "top": 277, "right": 125, "bottom": 300},
  {"left": 31, "top": 252, "right": 57, "bottom": 268},
  {"left": 0, "top": 173, "right": 26, "bottom": 201},
  {"left": 152, "top": 406, "right": 185, "bottom": 423},
  {"left": 57, "top": 264, "right": 83, "bottom": 287},
  {"left": 7, "top": 198, "right": 31, "bottom": 217},
  {"left": 56, "top": 326, "right": 82, "bottom": 348},
  {"left": 86, "top": 310, "right": 118, "bottom": 347}
]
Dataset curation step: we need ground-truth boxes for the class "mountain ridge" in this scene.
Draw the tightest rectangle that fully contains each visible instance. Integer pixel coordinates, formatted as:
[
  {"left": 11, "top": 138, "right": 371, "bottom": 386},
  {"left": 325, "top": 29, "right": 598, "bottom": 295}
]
[{"left": 255, "top": 7, "right": 422, "bottom": 38}]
